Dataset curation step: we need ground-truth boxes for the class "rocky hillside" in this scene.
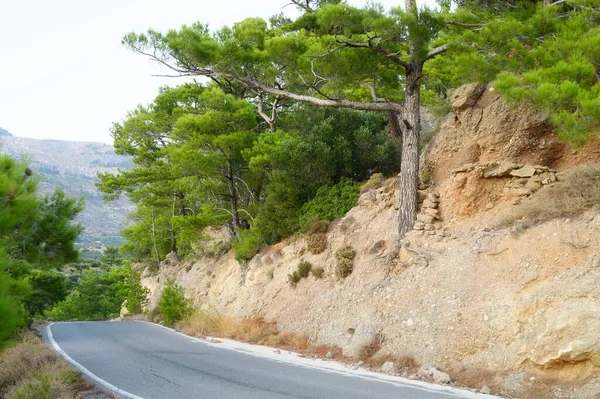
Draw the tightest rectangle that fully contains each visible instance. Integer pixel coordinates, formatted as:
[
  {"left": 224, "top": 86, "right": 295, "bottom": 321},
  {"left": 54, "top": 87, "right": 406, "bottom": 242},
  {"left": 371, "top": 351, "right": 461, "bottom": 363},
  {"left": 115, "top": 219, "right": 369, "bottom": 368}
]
[
  {"left": 137, "top": 84, "right": 600, "bottom": 399},
  {"left": 1, "top": 135, "right": 133, "bottom": 248},
  {"left": 0, "top": 127, "right": 12, "bottom": 136}
]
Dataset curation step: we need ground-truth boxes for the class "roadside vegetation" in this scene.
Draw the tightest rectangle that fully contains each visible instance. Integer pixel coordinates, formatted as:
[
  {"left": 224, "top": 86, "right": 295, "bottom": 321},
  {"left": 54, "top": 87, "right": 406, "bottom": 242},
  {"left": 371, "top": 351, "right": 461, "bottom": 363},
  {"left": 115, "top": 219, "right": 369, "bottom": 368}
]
[
  {"left": 0, "top": 331, "right": 98, "bottom": 399},
  {"left": 46, "top": 259, "right": 148, "bottom": 322},
  {"left": 0, "top": 154, "right": 83, "bottom": 348},
  {"left": 156, "top": 279, "right": 192, "bottom": 327},
  {"left": 175, "top": 311, "right": 346, "bottom": 360}
]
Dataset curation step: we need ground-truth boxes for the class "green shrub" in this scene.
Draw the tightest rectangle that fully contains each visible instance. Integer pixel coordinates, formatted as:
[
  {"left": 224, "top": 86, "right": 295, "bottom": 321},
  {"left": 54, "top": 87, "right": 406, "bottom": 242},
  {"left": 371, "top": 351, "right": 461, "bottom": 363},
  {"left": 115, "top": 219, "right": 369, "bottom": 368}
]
[
  {"left": 335, "top": 245, "right": 356, "bottom": 279},
  {"left": 158, "top": 278, "right": 192, "bottom": 327},
  {"left": 232, "top": 230, "right": 262, "bottom": 263},
  {"left": 297, "top": 261, "right": 312, "bottom": 278},
  {"left": 123, "top": 264, "right": 150, "bottom": 314},
  {"left": 299, "top": 179, "right": 360, "bottom": 231},
  {"left": 287, "top": 261, "right": 313, "bottom": 287},
  {"left": 311, "top": 267, "right": 324, "bottom": 279}
]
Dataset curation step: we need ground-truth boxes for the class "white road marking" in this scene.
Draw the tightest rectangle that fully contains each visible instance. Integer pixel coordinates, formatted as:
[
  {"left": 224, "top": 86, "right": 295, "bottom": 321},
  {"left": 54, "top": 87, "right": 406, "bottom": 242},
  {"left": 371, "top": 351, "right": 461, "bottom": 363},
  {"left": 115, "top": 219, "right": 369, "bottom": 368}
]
[
  {"left": 139, "top": 321, "right": 495, "bottom": 399},
  {"left": 46, "top": 323, "right": 145, "bottom": 399}
]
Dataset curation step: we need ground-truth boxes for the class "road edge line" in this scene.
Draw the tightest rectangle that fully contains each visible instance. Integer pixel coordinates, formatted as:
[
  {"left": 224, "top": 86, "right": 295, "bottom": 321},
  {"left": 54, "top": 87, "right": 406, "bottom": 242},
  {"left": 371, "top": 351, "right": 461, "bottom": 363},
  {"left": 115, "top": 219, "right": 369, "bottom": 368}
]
[
  {"left": 46, "top": 323, "right": 145, "bottom": 399},
  {"left": 133, "top": 320, "right": 494, "bottom": 399}
]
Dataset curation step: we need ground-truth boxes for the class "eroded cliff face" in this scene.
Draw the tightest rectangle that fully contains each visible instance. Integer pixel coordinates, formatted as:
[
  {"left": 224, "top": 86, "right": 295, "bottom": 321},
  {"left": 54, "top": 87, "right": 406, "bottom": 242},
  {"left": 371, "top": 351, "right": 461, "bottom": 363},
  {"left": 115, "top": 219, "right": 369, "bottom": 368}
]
[{"left": 138, "top": 84, "right": 600, "bottom": 398}]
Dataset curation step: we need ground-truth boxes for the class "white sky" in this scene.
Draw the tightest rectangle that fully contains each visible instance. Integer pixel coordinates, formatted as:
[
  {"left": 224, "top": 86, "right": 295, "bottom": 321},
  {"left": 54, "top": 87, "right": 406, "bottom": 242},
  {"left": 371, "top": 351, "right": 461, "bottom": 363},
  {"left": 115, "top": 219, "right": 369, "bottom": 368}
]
[{"left": 0, "top": 0, "right": 436, "bottom": 144}]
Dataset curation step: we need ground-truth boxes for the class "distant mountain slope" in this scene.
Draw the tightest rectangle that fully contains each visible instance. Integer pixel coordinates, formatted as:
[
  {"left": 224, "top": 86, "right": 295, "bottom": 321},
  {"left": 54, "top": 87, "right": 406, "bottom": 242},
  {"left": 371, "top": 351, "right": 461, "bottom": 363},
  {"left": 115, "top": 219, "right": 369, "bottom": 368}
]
[
  {"left": 1, "top": 136, "right": 134, "bottom": 248},
  {"left": 0, "top": 127, "right": 13, "bottom": 136}
]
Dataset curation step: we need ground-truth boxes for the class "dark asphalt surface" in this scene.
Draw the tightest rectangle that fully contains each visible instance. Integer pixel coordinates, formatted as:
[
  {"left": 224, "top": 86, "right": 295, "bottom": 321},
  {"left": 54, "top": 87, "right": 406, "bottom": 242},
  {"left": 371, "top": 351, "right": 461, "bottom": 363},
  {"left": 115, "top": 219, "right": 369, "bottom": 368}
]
[{"left": 46, "top": 321, "right": 488, "bottom": 399}]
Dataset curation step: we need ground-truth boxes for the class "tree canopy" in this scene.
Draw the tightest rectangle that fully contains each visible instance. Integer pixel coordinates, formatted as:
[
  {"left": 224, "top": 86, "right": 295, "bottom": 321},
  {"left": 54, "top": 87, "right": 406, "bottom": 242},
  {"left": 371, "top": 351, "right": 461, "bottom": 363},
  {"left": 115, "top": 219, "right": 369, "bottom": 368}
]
[
  {"left": 122, "top": 0, "right": 600, "bottom": 237},
  {"left": 98, "top": 83, "right": 399, "bottom": 263}
]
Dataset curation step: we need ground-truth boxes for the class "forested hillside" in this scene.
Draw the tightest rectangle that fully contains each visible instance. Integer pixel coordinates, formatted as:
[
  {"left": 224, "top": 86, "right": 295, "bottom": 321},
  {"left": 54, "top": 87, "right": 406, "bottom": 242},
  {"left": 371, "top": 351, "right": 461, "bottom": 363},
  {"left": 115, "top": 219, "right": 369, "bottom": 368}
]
[
  {"left": 1, "top": 136, "right": 133, "bottom": 249},
  {"left": 101, "top": 0, "right": 600, "bottom": 266}
]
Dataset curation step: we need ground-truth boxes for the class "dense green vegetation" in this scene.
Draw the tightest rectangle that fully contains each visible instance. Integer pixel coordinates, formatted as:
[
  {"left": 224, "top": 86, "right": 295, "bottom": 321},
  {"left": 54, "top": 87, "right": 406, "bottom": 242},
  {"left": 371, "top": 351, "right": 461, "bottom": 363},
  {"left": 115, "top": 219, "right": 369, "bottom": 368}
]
[
  {"left": 47, "top": 259, "right": 148, "bottom": 321},
  {"left": 0, "top": 155, "right": 83, "bottom": 347},
  {"left": 98, "top": 85, "right": 400, "bottom": 263}
]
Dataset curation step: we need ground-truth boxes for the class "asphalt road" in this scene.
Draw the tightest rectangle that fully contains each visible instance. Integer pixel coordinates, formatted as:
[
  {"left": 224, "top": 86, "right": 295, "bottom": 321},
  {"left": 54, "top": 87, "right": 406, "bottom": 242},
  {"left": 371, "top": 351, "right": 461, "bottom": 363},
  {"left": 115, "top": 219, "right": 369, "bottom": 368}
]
[{"left": 46, "top": 321, "right": 490, "bottom": 399}]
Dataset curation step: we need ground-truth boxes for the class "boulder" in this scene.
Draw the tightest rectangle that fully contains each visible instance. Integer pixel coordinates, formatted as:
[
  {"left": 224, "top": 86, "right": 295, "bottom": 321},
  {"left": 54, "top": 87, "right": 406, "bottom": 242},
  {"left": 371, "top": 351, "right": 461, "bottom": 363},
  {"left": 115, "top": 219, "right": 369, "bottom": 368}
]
[
  {"left": 510, "top": 165, "right": 537, "bottom": 178},
  {"left": 414, "top": 221, "right": 426, "bottom": 230},
  {"left": 381, "top": 361, "right": 396, "bottom": 374},
  {"left": 119, "top": 300, "right": 130, "bottom": 320},
  {"left": 417, "top": 214, "right": 435, "bottom": 224},
  {"left": 426, "top": 193, "right": 440, "bottom": 203},
  {"left": 452, "top": 83, "right": 486, "bottom": 111},
  {"left": 424, "top": 208, "right": 440, "bottom": 219},
  {"left": 417, "top": 365, "right": 452, "bottom": 385},
  {"left": 483, "top": 162, "right": 521, "bottom": 178},
  {"left": 422, "top": 199, "right": 437, "bottom": 209}
]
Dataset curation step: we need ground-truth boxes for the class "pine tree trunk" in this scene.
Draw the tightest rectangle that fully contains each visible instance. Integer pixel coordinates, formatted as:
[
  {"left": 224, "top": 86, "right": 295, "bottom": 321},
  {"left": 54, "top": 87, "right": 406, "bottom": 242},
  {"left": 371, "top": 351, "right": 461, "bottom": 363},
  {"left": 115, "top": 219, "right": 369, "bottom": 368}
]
[
  {"left": 170, "top": 194, "right": 177, "bottom": 253},
  {"left": 151, "top": 208, "right": 161, "bottom": 269},
  {"left": 386, "top": 110, "right": 403, "bottom": 141},
  {"left": 398, "top": 62, "right": 423, "bottom": 238},
  {"left": 225, "top": 156, "right": 241, "bottom": 233}
]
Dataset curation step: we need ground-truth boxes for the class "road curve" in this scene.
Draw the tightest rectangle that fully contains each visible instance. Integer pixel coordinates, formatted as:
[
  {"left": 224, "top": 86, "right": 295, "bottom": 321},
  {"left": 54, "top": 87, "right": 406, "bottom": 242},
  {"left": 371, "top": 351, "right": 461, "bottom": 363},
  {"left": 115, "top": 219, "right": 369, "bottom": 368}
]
[{"left": 45, "top": 321, "right": 491, "bottom": 399}]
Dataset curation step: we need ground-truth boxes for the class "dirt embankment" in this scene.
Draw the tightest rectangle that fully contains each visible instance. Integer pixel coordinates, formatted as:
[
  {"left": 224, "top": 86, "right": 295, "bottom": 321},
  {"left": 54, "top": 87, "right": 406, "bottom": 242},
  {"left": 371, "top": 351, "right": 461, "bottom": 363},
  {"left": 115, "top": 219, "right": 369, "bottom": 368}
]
[{"left": 139, "top": 84, "right": 600, "bottom": 398}]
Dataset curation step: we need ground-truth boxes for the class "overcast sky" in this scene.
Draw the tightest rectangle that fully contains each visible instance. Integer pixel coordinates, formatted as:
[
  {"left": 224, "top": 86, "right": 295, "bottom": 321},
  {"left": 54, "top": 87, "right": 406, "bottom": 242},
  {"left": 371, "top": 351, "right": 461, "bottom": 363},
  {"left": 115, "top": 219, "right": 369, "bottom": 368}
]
[{"left": 0, "top": 0, "right": 436, "bottom": 144}]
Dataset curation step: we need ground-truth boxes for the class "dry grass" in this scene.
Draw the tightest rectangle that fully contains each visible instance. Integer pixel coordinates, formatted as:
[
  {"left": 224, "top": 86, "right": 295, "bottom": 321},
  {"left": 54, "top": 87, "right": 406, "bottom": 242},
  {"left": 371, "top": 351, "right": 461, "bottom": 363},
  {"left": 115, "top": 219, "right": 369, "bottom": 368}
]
[
  {"left": 306, "top": 220, "right": 329, "bottom": 255},
  {"left": 176, "top": 312, "right": 346, "bottom": 360},
  {"left": 394, "top": 355, "right": 418, "bottom": 371},
  {"left": 495, "top": 164, "right": 600, "bottom": 228},
  {"left": 0, "top": 331, "right": 92, "bottom": 399},
  {"left": 306, "top": 233, "right": 328, "bottom": 254},
  {"left": 360, "top": 173, "right": 385, "bottom": 194},
  {"left": 365, "top": 354, "right": 419, "bottom": 373},
  {"left": 449, "top": 367, "right": 576, "bottom": 399},
  {"left": 356, "top": 333, "right": 385, "bottom": 362}
]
